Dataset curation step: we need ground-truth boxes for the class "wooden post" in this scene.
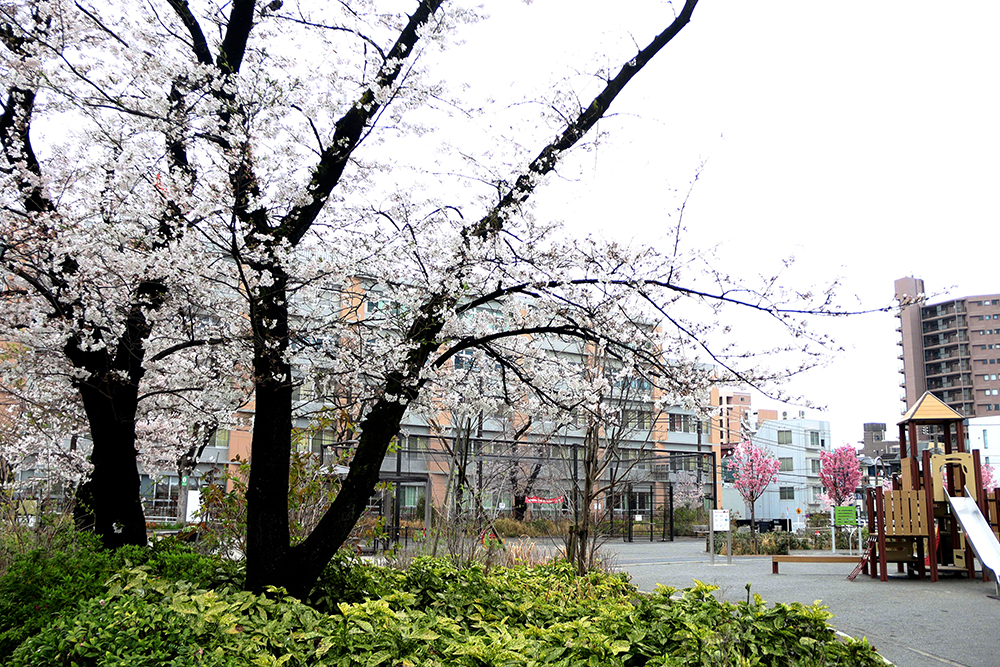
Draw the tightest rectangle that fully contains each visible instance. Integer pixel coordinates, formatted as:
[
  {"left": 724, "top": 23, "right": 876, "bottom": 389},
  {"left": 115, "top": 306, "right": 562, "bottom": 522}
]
[
  {"left": 923, "top": 449, "right": 939, "bottom": 582},
  {"left": 973, "top": 450, "right": 986, "bottom": 581},
  {"left": 910, "top": 457, "right": 921, "bottom": 491},
  {"left": 899, "top": 423, "right": 908, "bottom": 461},
  {"left": 876, "top": 488, "right": 888, "bottom": 582},
  {"left": 866, "top": 489, "right": 876, "bottom": 578}
]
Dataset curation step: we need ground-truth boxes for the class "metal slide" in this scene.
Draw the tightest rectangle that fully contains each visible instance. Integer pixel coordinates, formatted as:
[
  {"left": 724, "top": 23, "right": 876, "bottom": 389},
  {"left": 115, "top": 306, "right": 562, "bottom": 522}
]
[{"left": 946, "top": 487, "right": 1000, "bottom": 598}]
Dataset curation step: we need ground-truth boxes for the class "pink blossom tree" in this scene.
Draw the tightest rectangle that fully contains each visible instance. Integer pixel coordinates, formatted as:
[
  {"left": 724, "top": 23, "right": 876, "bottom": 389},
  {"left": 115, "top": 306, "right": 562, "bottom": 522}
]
[
  {"left": 982, "top": 464, "right": 998, "bottom": 492},
  {"left": 727, "top": 439, "right": 779, "bottom": 543},
  {"left": 818, "top": 446, "right": 862, "bottom": 506}
]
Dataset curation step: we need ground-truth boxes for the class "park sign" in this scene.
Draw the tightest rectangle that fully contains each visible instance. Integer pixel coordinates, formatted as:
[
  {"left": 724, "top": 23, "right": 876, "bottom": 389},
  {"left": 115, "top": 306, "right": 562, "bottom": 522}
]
[{"left": 834, "top": 505, "right": 857, "bottom": 526}]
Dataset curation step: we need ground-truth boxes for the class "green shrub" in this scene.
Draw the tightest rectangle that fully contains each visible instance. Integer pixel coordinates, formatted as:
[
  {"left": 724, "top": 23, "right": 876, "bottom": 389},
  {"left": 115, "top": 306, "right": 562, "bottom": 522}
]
[
  {"left": 12, "top": 564, "right": 884, "bottom": 667},
  {"left": 7, "top": 552, "right": 886, "bottom": 667},
  {"left": 306, "top": 549, "right": 404, "bottom": 611},
  {"left": 9, "top": 569, "right": 335, "bottom": 667},
  {"left": 0, "top": 535, "right": 236, "bottom": 661},
  {"left": 0, "top": 533, "right": 114, "bottom": 661},
  {"left": 112, "top": 537, "right": 242, "bottom": 589}
]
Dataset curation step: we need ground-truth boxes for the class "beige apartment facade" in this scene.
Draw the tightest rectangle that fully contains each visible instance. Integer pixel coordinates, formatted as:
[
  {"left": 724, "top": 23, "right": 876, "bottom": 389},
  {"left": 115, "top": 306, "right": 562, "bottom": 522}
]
[{"left": 895, "top": 276, "right": 1000, "bottom": 419}]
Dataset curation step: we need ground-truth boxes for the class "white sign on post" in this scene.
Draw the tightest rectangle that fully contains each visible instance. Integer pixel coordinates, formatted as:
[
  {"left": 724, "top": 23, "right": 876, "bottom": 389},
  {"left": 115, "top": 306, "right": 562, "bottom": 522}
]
[{"left": 712, "top": 509, "right": 730, "bottom": 532}]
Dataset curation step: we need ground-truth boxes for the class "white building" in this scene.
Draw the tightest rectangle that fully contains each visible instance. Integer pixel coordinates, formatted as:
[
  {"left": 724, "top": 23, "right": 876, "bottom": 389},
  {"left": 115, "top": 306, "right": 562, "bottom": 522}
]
[
  {"left": 966, "top": 416, "right": 1000, "bottom": 485},
  {"left": 722, "top": 418, "right": 831, "bottom": 531}
]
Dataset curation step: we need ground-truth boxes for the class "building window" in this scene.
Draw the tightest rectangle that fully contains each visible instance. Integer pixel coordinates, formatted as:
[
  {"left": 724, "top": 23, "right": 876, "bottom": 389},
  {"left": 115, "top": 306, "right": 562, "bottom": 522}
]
[
  {"left": 809, "top": 431, "right": 820, "bottom": 447},
  {"left": 779, "top": 457, "right": 793, "bottom": 472},
  {"left": 454, "top": 349, "right": 475, "bottom": 369},
  {"left": 778, "top": 430, "right": 792, "bottom": 445},
  {"left": 811, "top": 459, "right": 822, "bottom": 474},
  {"left": 400, "top": 485, "right": 420, "bottom": 508},
  {"left": 984, "top": 430, "right": 988, "bottom": 450},
  {"left": 209, "top": 429, "right": 230, "bottom": 449},
  {"left": 779, "top": 487, "right": 795, "bottom": 500}
]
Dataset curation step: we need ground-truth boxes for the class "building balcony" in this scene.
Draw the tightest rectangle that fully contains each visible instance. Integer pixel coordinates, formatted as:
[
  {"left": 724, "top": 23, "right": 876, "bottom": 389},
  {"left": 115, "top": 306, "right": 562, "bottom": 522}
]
[{"left": 924, "top": 362, "right": 971, "bottom": 378}]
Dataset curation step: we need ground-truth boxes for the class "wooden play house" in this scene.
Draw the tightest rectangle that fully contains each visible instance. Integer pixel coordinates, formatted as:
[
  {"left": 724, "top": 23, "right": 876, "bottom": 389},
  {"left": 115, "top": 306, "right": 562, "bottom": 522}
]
[{"left": 864, "top": 391, "right": 1000, "bottom": 582}]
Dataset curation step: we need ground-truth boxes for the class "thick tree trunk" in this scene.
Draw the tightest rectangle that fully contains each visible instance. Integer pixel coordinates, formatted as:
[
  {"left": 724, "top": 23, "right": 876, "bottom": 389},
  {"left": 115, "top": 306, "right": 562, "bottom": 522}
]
[
  {"left": 72, "top": 380, "right": 149, "bottom": 548},
  {"left": 66, "top": 282, "right": 165, "bottom": 549},
  {"left": 513, "top": 496, "right": 527, "bottom": 521},
  {"left": 244, "top": 271, "right": 294, "bottom": 594}
]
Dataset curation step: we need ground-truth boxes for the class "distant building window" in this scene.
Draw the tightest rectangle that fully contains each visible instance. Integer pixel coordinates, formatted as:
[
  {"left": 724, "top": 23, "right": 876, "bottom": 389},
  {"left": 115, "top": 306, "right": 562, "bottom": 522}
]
[
  {"left": 984, "top": 430, "right": 988, "bottom": 450},
  {"left": 454, "top": 350, "right": 475, "bottom": 369},
  {"left": 779, "top": 487, "right": 795, "bottom": 500},
  {"left": 987, "top": 301, "right": 993, "bottom": 306},
  {"left": 778, "top": 430, "right": 792, "bottom": 445},
  {"left": 210, "top": 429, "right": 230, "bottom": 449},
  {"left": 811, "top": 459, "right": 821, "bottom": 474},
  {"left": 809, "top": 431, "right": 820, "bottom": 447},
  {"left": 779, "top": 457, "right": 793, "bottom": 472}
]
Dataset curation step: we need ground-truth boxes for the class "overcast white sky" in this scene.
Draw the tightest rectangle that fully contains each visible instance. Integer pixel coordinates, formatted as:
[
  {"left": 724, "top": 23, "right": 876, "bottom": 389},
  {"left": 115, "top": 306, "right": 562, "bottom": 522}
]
[{"left": 445, "top": 0, "right": 999, "bottom": 446}]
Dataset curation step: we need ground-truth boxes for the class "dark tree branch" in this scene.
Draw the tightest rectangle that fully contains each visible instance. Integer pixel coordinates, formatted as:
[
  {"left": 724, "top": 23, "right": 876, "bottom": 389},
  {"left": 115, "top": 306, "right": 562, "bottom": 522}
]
[
  {"left": 219, "top": 0, "right": 257, "bottom": 74},
  {"left": 466, "top": 0, "right": 700, "bottom": 239},
  {"left": 165, "top": 0, "right": 214, "bottom": 65},
  {"left": 281, "top": 0, "right": 446, "bottom": 244},
  {"left": 0, "top": 89, "right": 53, "bottom": 215}
]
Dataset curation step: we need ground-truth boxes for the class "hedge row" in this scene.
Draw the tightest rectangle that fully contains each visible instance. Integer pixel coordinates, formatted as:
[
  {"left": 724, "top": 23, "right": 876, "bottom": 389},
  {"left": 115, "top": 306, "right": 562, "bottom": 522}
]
[{"left": 2, "top": 544, "right": 886, "bottom": 666}]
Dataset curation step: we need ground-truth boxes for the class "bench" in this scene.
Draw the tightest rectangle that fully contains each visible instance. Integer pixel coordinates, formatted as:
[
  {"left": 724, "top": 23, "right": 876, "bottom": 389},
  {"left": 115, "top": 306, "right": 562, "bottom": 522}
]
[{"left": 771, "top": 554, "right": 861, "bottom": 574}]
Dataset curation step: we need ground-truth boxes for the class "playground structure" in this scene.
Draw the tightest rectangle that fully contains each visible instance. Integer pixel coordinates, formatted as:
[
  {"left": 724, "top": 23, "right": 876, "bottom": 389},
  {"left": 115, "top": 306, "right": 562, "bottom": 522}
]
[{"left": 863, "top": 391, "right": 1000, "bottom": 586}]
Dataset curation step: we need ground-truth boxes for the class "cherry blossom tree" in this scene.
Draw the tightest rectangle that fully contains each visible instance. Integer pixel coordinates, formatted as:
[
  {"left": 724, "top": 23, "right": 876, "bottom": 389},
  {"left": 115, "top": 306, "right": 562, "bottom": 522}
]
[
  {"left": 0, "top": 3, "right": 250, "bottom": 545},
  {"left": 982, "top": 463, "right": 998, "bottom": 492},
  {"left": 674, "top": 470, "right": 704, "bottom": 510},
  {"left": 727, "top": 439, "right": 779, "bottom": 541},
  {"left": 1, "top": 0, "right": 874, "bottom": 599},
  {"left": 818, "top": 445, "right": 862, "bottom": 506}
]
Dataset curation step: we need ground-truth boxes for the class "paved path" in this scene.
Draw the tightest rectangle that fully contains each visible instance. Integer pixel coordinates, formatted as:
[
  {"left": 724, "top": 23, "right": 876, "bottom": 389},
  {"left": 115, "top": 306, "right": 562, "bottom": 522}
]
[{"left": 590, "top": 537, "right": 999, "bottom": 667}]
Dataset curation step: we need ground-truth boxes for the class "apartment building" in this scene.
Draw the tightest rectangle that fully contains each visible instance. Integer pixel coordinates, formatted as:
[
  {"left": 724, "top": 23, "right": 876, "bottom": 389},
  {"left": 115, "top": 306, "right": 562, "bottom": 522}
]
[
  {"left": 709, "top": 388, "right": 750, "bottom": 455},
  {"left": 136, "top": 286, "right": 723, "bottom": 523},
  {"left": 895, "top": 276, "right": 1000, "bottom": 419}
]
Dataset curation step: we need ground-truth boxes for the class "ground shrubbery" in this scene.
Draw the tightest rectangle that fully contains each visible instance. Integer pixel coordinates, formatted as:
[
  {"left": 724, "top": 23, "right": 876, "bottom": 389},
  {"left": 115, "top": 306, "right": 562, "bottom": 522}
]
[
  {"left": 711, "top": 528, "right": 869, "bottom": 556},
  {"left": 0, "top": 539, "right": 885, "bottom": 666},
  {"left": 0, "top": 535, "right": 242, "bottom": 663},
  {"left": 492, "top": 517, "right": 569, "bottom": 538}
]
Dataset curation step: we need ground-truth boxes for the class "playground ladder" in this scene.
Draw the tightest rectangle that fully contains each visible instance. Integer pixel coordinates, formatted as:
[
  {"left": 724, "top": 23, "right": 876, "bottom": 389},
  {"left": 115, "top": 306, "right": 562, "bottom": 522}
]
[{"left": 847, "top": 536, "right": 878, "bottom": 582}]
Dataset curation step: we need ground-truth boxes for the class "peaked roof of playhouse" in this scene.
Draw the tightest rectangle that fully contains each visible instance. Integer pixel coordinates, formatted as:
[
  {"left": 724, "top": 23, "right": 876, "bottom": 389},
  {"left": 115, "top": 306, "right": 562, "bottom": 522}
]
[{"left": 898, "top": 391, "right": 965, "bottom": 425}]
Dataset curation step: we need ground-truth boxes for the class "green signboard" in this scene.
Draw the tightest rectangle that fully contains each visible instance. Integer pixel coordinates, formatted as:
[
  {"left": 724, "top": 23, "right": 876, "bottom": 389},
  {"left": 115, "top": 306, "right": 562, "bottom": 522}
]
[{"left": 834, "top": 505, "right": 857, "bottom": 526}]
